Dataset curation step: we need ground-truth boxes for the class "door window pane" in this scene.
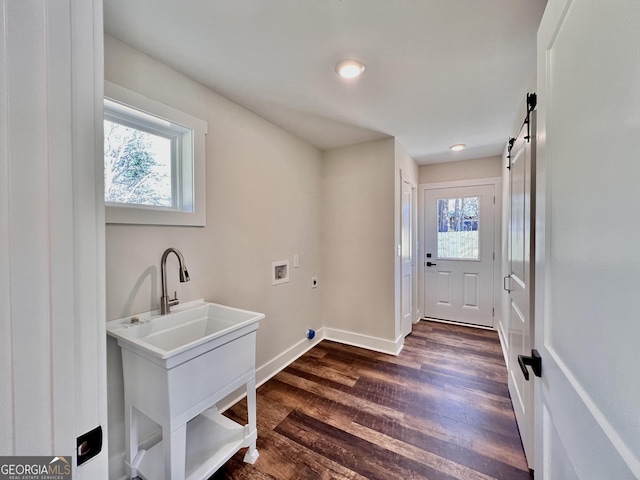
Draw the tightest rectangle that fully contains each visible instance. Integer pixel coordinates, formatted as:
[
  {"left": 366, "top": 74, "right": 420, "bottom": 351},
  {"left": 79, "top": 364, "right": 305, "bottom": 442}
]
[{"left": 437, "top": 196, "right": 480, "bottom": 260}]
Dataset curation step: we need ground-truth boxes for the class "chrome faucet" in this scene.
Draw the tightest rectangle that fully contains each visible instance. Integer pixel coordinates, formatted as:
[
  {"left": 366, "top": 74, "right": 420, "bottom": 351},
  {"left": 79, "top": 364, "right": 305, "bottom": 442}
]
[{"left": 160, "top": 247, "right": 190, "bottom": 315}]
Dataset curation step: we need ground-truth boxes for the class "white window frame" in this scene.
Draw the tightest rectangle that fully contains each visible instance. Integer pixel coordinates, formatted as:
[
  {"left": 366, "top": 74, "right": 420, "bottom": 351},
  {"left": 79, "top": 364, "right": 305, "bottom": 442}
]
[{"left": 104, "top": 81, "right": 207, "bottom": 226}]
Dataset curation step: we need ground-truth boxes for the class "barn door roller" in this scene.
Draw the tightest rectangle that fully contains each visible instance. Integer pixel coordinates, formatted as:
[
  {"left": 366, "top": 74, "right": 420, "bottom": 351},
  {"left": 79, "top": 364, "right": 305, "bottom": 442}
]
[{"left": 507, "top": 92, "right": 537, "bottom": 170}]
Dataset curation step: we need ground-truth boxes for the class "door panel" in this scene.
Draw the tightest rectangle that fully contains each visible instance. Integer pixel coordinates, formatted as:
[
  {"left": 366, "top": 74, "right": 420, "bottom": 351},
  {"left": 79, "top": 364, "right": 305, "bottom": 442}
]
[
  {"left": 463, "top": 273, "right": 479, "bottom": 307},
  {"left": 436, "top": 271, "right": 451, "bottom": 305},
  {"left": 424, "top": 184, "right": 495, "bottom": 327},
  {"left": 535, "top": 0, "right": 640, "bottom": 477}
]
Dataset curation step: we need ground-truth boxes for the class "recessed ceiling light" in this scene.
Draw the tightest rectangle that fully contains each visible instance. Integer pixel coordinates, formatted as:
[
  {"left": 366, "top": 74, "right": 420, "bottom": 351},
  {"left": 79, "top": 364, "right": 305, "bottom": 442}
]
[
  {"left": 336, "top": 59, "right": 365, "bottom": 79},
  {"left": 449, "top": 144, "right": 467, "bottom": 151}
]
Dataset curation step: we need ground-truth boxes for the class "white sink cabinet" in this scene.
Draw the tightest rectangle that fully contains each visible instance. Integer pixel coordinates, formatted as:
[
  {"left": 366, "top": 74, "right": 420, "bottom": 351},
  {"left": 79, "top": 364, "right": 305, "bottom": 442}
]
[{"left": 107, "top": 300, "right": 264, "bottom": 480}]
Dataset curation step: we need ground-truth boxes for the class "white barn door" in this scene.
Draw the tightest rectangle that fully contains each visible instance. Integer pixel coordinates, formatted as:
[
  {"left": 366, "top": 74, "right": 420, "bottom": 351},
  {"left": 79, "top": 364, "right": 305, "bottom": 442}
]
[
  {"left": 535, "top": 0, "right": 640, "bottom": 477},
  {"left": 506, "top": 112, "right": 536, "bottom": 469},
  {"left": 0, "top": 1, "right": 107, "bottom": 477}
]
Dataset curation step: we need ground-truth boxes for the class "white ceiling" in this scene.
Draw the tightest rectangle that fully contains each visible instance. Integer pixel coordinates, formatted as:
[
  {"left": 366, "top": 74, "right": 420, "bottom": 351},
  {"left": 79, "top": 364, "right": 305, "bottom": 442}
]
[{"left": 103, "top": 0, "right": 547, "bottom": 165}]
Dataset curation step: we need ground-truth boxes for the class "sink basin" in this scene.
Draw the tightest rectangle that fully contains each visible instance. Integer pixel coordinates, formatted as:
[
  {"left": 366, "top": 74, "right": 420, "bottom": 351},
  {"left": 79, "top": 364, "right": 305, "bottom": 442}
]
[{"left": 107, "top": 299, "right": 264, "bottom": 369}]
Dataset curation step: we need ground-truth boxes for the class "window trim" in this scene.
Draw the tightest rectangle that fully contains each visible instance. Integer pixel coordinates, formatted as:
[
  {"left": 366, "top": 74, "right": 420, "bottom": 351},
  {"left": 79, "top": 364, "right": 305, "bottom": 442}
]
[{"left": 104, "top": 81, "right": 207, "bottom": 226}]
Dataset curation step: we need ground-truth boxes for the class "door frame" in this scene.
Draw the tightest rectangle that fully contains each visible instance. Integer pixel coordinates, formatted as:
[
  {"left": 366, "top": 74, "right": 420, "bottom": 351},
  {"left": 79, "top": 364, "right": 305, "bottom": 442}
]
[
  {"left": 419, "top": 177, "right": 502, "bottom": 328},
  {"left": 400, "top": 174, "right": 416, "bottom": 336}
]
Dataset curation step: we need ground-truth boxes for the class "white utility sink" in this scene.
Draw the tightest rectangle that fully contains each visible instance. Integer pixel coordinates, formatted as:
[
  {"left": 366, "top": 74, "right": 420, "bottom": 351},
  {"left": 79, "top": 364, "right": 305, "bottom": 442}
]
[
  {"left": 107, "top": 299, "right": 264, "bottom": 480},
  {"left": 107, "top": 299, "right": 264, "bottom": 368}
]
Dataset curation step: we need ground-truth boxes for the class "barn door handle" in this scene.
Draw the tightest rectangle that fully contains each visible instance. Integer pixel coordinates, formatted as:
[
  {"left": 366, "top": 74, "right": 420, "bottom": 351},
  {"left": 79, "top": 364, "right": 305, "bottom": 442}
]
[
  {"left": 518, "top": 349, "right": 542, "bottom": 381},
  {"left": 503, "top": 275, "right": 512, "bottom": 292}
]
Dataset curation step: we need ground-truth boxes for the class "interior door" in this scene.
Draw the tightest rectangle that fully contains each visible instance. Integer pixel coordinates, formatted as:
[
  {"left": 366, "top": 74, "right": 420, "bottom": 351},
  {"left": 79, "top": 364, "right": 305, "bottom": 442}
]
[
  {"left": 401, "top": 178, "right": 414, "bottom": 336},
  {"left": 424, "top": 184, "right": 495, "bottom": 327},
  {"left": 506, "top": 114, "right": 535, "bottom": 468},
  {"left": 534, "top": 0, "right": 640, "bottom": 477}
]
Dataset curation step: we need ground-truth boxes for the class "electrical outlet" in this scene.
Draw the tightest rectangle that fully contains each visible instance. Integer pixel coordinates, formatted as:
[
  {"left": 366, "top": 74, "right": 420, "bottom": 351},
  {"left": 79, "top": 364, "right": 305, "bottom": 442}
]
[{"left": 311, "top": 277, "right": 318, "bottom": 288}]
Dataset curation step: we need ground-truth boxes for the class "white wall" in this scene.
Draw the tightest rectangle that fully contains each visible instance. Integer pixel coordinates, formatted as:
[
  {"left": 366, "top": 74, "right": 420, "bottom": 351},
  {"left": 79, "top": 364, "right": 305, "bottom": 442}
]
[
  {"left": 396, "top": 140, "right": 419, "bottom": 186},
  {"left": 104, "top": 36, "right": 323, "bottom": 478},
  {"left": 321, "top": 138, "right": 399, "bottom": 349},
  {"left": 419, "top": 155, "right": 502, "bottom": 184}
]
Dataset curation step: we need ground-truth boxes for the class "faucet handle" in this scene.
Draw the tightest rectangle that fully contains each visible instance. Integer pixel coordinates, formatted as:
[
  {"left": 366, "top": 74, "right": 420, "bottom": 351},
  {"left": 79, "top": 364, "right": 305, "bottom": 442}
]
[{"left": 167, "top": 291, "right": 180, "bottom": 308}]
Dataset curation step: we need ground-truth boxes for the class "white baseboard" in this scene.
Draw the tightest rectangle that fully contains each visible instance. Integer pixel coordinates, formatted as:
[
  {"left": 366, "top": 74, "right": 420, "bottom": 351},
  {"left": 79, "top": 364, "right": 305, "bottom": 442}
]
[
  {"left": 109, "top": 428, "right": 163, "bottom": 480},
  {"left": 216, "top": 326, "right": 402, "bottom": 412},
  {"left": 109, "top": 451, "right": 128, "bottom": 480},
  {"left": 496, "top": 321, "right": 510, "bottom": 367},
  {"left": 323, "top": 327, "right": 404, "bottom": 356},
  {"left": 216, "top": 329, "right": 325, "bottom": 412},
  {"left": 256, "top": 328, "right": 326, "bottom": 387}
]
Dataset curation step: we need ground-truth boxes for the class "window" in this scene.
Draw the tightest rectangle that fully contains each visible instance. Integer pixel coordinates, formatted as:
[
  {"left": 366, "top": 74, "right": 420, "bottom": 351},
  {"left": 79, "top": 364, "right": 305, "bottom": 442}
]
[
  {"left": 104, "top": 104, "right": 183, "bottom": 209},
  {"left": 104, "top": 81, "right": 207, "bottom": 226},
  {"left": 436, "top": 196, "right": 480, "bottom": 260}
]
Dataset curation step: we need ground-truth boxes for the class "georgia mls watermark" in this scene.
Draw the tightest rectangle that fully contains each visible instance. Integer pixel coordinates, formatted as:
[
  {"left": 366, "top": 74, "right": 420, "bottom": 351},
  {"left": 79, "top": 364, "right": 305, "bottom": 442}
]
[{"left": 0, "top": 457, "right": 71, "bottom": 480}]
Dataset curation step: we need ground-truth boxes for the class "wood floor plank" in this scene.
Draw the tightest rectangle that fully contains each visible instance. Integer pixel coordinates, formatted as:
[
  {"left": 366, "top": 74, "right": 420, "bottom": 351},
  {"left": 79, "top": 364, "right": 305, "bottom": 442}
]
[
  {"left": 292, "top": 354, "right": 361, "bottom": 387},
  {"left": 291, "top": 399, "right": 501, "bottom": 480},
  {"left": 276, "top": 410, "right": 460, "bottom": 480},
  {"left": 219, "top": 407, "right": 368, "bottom": 480},
  {"left": 352, "top": 410, "right": 530, "bottom": 479},
  {"left": 399, "top": 409, "right": 529, "bottom": 471},
  {"left": 213, "top": 320, "right": 531, "bottom": 479}
]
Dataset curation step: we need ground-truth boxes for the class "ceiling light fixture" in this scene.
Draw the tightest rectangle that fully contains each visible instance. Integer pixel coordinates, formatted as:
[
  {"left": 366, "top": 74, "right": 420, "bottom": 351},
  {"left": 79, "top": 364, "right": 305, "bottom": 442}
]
[
  {"left": 336, "top": 59, "right": 365, "bottom": 79},
  {"left": 449, "top": 144, "right": 467, "bottom": 151}
]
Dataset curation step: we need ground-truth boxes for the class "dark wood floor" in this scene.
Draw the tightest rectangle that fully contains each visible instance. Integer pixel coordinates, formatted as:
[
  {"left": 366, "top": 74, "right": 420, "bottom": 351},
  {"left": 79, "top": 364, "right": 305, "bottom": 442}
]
[{"left": 212, "top": 320, "right": 531, "bottom": 480}]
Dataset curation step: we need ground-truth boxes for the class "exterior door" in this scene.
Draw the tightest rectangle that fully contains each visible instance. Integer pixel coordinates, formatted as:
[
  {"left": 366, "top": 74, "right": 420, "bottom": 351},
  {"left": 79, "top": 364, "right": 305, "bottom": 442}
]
[
  {"left": 424, "top": 184, "right": 495, "bottom": 327},
  {"left": 401, "top": 178, "right": 413, "bottom": 336},
  {"left": 506, "top": 115, "right": 536, "bottom": 469},
  {"left": 534, "top": 0, "right": 640, "bottom": 477}
]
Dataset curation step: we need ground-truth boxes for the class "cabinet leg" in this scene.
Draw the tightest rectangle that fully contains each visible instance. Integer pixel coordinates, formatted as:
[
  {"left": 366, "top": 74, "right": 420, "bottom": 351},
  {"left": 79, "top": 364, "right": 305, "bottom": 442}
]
[
  {"left": 243, "top": 378, "right": 259, "bottom": 464},
  {"left": 243, "top": 444, "right": 259, "bottom": 464},
  {"left": 124, "top": 402, "right": 139, "bottom": 478},
  {"left": 163, "top": 423, "right": 187, "bottom": 480}
]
